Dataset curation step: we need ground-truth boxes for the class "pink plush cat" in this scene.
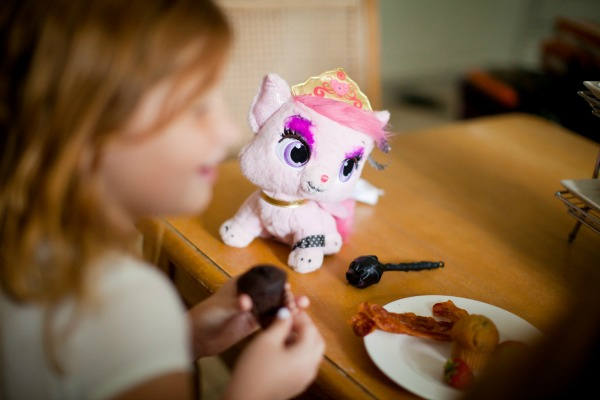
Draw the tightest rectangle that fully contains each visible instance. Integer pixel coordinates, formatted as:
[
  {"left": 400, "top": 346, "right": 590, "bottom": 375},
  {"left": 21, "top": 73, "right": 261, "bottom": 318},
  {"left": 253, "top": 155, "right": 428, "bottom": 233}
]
[{"left": 220, "top": 68, "right": 390, "bottom": 273}]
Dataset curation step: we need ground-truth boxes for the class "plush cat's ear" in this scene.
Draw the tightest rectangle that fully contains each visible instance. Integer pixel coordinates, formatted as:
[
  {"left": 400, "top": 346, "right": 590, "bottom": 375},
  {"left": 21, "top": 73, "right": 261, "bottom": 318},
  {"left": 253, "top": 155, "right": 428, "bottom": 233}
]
[
  {"left": 373, "top": 110, "right": 392, "bottom": 156},
  {"left": 374, "top": 110, "right": 390, "bottom": 127},
  {"left": 248, "top": 73, "right": 292, "bottom": 133}
]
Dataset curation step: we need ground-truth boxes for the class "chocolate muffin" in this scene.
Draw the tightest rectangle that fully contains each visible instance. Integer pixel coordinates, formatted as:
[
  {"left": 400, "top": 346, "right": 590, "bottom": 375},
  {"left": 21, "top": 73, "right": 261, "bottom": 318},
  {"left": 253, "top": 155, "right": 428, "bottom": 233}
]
[{"left": 236, "top": 265, "right": 288, "bottom": 328}]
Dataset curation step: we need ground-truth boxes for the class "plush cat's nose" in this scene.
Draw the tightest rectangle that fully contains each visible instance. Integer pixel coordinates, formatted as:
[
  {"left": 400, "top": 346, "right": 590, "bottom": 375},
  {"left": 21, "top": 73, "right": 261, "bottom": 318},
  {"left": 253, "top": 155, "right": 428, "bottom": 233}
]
[{"left": 321, "top": 175, "right": 329, "bottom": 183}]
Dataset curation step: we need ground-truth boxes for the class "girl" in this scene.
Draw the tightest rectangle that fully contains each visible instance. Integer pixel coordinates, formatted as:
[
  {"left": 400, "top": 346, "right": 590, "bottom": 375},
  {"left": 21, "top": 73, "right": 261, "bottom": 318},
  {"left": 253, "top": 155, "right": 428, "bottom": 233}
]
[{"left": 0, "top": 1, "right": 325, "bottom": 399}]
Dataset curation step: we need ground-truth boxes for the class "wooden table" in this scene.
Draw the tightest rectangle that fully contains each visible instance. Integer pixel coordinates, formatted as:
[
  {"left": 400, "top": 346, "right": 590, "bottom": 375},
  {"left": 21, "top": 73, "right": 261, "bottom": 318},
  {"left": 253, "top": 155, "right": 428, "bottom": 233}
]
[{"left": 138, "top": 113, "right": 600, "bottom": 399}]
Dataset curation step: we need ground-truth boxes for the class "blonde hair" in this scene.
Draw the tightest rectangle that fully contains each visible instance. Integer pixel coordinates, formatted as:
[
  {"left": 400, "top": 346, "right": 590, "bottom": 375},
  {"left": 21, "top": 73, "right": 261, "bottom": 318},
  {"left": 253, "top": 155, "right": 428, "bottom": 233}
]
[{"left": 0, "top": 0, "right": 231, "bottom": 305}]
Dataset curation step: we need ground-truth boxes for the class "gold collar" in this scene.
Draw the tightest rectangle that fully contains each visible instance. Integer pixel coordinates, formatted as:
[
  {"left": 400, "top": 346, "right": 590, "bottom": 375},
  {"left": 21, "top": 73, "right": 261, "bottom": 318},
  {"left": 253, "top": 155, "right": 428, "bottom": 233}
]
[{"left": 260, "top": 192, "right": 308, "bottom": 208}]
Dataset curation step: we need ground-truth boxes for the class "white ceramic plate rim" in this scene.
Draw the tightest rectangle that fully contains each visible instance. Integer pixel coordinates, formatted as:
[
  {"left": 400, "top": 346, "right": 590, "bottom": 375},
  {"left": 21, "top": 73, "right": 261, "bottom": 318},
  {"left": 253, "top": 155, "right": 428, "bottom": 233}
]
[
  {"left": 561, "top": 179, "right": 600, "bottom": 212},
  {"left": 363, "top": 295, "right": 542, "bottom": 400}
]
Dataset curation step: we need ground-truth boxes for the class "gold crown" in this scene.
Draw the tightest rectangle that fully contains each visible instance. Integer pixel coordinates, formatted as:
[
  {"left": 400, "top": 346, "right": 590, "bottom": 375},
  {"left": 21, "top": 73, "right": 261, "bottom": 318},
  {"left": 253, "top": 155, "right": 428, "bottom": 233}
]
[{"left": 291, "top": 68, "right": 372, "bottom": 111}]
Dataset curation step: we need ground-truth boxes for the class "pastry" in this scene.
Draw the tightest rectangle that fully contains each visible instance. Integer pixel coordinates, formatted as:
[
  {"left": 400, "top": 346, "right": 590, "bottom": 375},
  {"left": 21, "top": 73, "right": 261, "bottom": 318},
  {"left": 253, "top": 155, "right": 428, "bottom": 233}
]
[
  {"left": 236, "top": 265, "right": 287, "bottom": 328},
  {"left": 450, "top": 314, "right": 500, "bottom": 371}
]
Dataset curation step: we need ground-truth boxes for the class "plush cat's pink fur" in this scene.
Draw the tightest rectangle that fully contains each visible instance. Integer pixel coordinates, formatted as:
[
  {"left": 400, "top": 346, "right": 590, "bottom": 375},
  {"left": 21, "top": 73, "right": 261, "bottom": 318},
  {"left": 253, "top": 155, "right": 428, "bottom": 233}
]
[
  {"left": 220, "top": 73, "right": 389, "bottom": 273},
  {"left": 293, "top": 95, "right": 388, "bottom": 147}
]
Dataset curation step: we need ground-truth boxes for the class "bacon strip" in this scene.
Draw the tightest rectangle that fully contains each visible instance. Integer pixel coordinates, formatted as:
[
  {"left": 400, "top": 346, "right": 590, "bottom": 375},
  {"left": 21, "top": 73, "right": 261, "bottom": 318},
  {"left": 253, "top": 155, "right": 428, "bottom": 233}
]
[
  {"left": 433, "top": 299, "right": 469, "bottom": 323},
  {"left": 350, "top": 300, "right": 469, "bottom": 341}
]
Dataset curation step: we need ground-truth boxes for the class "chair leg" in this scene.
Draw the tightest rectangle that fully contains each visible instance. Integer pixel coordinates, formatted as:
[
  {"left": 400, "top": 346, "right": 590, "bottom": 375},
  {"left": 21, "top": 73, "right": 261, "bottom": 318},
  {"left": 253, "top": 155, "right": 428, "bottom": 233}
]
[{"left": 568, "top": 220, "right": 582, "bottom": 242}]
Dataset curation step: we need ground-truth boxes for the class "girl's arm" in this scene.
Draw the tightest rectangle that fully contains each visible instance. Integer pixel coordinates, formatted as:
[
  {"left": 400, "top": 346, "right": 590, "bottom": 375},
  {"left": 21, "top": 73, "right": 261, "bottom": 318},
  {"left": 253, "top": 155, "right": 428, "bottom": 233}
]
[
  {"left": 188, "top": 276, "right": 259, "bottom": 359},
  {"left": 111, "top": 308, "right": 324, "bottom": 400},
  {"left": 188, "top": 275, "right": 309, "bottom": 359},
  {"left": 224, "top": 309, "right": 325, "bottom": 400}
]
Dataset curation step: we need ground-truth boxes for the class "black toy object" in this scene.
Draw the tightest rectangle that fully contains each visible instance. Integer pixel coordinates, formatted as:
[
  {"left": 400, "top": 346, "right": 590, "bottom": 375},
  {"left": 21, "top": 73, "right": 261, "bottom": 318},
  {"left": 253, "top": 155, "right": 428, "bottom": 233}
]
[{"left": 346, "top": 255, "right": 444, "bottom": 289}]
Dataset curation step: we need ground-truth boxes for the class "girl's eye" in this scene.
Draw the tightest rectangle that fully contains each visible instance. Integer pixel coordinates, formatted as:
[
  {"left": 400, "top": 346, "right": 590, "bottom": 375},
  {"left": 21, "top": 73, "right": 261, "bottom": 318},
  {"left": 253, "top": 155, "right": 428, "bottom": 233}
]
[
  {"left": 339, "top": 157, "right": 359, "bottom": 182},
  {"left": 276, "top": 137, "right": 310, "bottom": 168}
]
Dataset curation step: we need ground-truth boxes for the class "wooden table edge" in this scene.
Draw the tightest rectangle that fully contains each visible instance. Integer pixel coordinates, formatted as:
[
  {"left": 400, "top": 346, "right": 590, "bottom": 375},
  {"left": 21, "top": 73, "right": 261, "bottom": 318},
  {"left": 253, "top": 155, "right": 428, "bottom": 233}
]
[{"left": 138, "top": 217, "right": 380, "bottom": 399}]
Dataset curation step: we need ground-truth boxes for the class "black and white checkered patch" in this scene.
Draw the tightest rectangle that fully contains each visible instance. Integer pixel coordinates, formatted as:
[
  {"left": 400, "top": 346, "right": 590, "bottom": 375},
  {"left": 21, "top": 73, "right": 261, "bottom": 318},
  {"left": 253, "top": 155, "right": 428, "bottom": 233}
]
[{"left": 292, "top": 235, "right": 325, "bottom": 250}]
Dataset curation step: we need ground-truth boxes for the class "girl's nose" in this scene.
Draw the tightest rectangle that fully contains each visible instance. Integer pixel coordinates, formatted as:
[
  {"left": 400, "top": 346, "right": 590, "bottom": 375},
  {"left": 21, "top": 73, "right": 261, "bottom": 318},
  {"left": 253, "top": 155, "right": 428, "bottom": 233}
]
[{"left": 321, "top": 174, "right": 329, "bottom": 183}]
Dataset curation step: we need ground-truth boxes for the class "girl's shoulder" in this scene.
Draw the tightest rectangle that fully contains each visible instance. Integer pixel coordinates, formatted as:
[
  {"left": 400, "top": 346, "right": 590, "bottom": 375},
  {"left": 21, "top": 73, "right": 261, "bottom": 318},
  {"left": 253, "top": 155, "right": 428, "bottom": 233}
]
[
  {"left": 94, "top": 252, "right": 175, "bottom": 294},
  {"left": 88, "top": 252, "right": 187, "bottom": 324},
  {"left": 75, "top": 253, "right": 191, "bottom": 398},
  {"left": 0, "top": 252, "right": 191, "bottom": 400}
]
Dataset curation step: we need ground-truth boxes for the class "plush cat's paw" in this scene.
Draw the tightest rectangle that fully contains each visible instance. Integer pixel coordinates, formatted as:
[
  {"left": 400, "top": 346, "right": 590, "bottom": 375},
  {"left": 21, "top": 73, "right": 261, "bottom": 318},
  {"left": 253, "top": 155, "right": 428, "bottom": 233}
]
[
  {"left": 288, "top": 248, "right": 324, "bottom": 273},
  {"left": 323, "top": 232, "right": 343, "bottom": 255},
  {"left": 220, "top": 220, "right": 255, "bottom": 247}
]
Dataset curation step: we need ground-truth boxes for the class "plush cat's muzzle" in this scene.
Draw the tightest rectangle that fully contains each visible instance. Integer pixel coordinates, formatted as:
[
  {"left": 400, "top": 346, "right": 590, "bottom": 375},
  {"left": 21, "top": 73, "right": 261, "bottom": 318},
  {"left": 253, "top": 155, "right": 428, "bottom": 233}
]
[{"left": 302, "top": 165, "right": 334, "bottom": 194}]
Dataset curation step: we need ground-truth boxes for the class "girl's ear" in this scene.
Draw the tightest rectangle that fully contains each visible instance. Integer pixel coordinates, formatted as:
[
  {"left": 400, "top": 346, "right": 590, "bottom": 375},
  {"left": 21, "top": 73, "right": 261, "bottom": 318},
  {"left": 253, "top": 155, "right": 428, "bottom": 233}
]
[
  {"left": 248, "top": 73, "right": 292, "bottom": 133},
  {"left": 374, "top": 110, "right": 390, "bottom": 127}
]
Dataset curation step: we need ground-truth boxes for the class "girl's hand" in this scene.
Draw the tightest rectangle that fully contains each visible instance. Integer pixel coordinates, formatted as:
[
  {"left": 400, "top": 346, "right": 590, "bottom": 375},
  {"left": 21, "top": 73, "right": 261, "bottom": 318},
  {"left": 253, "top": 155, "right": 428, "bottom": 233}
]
[
  {"left": 188, "top": 277, "right": 257, "bottom": 359},
  {"left": 224, "top": 308, "right": 325, "bottom": 400},
  {"left": 188, "top": 276, "right": 309, "bottom": 358}
]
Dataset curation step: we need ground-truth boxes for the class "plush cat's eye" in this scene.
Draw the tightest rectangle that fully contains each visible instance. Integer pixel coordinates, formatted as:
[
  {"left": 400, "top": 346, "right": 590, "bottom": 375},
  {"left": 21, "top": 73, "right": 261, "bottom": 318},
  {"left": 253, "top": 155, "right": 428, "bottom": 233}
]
[
  {"left": 339, "top": 157, "right": 360, "bottom": 182},
  {"left": 277, "top": 132, "right": 310, "bottom": 168}
]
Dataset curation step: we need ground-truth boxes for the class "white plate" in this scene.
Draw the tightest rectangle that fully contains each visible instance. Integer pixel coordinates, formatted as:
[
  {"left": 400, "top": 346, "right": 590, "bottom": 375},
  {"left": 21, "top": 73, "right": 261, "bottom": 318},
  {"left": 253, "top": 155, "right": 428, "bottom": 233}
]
[
  {"left": 561, "top": 179, "right": 600, "bottom": 212},
  {"left": 363, "top": 295, "right": 542, "bottom": 400}
]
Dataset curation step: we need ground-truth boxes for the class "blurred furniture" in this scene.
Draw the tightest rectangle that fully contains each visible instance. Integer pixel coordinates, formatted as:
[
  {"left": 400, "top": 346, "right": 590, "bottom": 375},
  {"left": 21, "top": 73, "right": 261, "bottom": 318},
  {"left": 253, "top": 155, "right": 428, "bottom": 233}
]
[
  {"left": 217, "top": 0, "right": 381, "bottom": 155},
  {"left": 461, "top": 17, "right": 600, "bottom": 143},
  {"left": 555, "top": 90, "right": 600, "bottom": 241},
  {"left": 138, "top": 113, "right": 600, "bottom": 399}
]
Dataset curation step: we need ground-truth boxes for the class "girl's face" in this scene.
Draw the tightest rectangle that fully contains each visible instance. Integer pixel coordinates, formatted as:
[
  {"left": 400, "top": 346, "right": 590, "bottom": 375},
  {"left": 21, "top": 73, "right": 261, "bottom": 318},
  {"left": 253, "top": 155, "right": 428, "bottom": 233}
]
[{"left": 99, "top": 76, "right": 239, "bottom": 221}]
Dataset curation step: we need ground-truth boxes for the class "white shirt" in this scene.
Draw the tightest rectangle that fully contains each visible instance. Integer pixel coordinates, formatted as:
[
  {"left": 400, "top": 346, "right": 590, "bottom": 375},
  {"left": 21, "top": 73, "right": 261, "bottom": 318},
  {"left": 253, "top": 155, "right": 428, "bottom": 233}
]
[{"left": 1, "top": 253, "right": 192, "bottom": 400}]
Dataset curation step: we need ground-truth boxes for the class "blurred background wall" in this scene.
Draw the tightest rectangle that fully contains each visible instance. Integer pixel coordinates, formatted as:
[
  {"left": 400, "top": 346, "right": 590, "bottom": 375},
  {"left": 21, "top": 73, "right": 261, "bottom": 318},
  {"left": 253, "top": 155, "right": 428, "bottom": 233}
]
[
  {"left": 378, "top": 0, "right": 600, "bottom": 140},
  {"left": 379, "top": 0, "right": 599, "bottom": 91},
  {"left": 216, "top": 0, "right": 600, "bottom": 151}
]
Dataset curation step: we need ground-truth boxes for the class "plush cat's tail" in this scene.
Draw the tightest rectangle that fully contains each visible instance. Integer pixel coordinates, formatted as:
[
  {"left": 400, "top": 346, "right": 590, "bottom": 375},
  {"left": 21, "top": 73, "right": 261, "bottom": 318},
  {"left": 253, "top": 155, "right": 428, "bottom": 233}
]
[
  {"left": 334, "top": 199, "right": 356, "bottom": 241},
  {"left": 316, "top": 199, "right": 356, "bottom": 241}
]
